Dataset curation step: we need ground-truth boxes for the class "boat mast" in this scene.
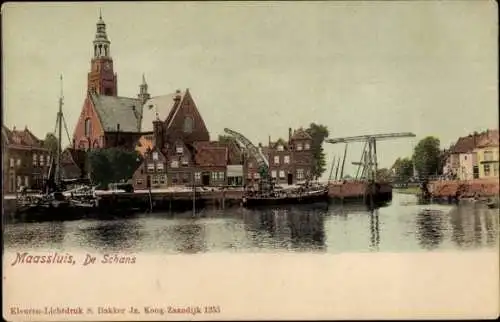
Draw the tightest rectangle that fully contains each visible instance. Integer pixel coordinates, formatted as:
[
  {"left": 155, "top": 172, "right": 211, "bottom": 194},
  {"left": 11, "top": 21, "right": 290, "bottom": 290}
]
[{"left": 55, "top": 74, "right": 64, "bottom": 186}]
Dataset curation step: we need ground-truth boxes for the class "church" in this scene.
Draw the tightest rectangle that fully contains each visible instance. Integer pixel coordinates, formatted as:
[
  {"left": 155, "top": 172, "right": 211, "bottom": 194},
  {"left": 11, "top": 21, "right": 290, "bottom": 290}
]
[{"left": 71, "top": 13, "right": 245, "bottom": 187}]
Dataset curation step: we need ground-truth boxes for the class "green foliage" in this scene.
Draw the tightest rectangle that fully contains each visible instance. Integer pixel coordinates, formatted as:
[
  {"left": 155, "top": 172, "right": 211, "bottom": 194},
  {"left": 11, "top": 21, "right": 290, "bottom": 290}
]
[
  {"left": 87, "top": 148, "right": 141, "bottom": 188},
  {"left": 43, "top": 133, "right": 59, "bottom": 155},
  {"left": 392, "top": 157, "right": 414, "bottom": 181},
  {"left": 412, "top": 136, "right": 441, "bottom": 178},
  {"left": 376, "top": 168, "right": 392, "bottom": 182},
  {"left": 305, "top": 123, "right": 329, "bottom": 179}
]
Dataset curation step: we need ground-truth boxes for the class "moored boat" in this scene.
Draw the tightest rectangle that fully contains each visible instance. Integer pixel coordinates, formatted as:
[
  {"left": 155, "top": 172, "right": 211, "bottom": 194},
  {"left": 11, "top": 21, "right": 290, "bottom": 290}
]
[{"left": 242, "top": 185, "right": 329, "bottom": 208}]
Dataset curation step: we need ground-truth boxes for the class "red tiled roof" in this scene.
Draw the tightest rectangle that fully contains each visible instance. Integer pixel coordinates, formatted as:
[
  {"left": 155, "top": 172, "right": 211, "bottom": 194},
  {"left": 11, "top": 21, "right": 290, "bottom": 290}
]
[
  {"left": 3, "top": 125, "right": 44, "bottom": 147},
  {"left": 195, "top": 146, "right": 227, "bottom": 167},
  {"left": 476, "top": 129, "right": 499, "bottom": 148},
  {"left": 450, "top": 131, "right": 489, "bottom": 154}
]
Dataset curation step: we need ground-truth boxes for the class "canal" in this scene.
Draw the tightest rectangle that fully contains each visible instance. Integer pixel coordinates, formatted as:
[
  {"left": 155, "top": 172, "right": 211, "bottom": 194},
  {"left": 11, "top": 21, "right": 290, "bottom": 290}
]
[{"left": 4, "top": 193, "right": 498, "bottom": 254}]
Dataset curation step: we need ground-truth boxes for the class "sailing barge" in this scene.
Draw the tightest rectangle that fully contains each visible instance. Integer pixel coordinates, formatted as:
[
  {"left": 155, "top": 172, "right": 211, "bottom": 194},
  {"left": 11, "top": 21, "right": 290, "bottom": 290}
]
[{"left": 242, "top": 183, "right": 329, "bottom": 208}]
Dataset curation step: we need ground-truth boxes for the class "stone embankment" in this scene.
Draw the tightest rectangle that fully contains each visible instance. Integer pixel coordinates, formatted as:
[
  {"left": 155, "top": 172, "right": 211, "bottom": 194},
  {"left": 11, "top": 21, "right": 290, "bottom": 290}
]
[{"left": 428, "top": 179, "right": 499, "bottom": 199}]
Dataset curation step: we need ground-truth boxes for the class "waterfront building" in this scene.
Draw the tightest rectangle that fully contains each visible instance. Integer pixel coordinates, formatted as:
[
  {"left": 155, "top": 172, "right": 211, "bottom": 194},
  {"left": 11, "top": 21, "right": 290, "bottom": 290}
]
[
  {"left": 246, "top": 128, "right": 314, "bottom": 186},
  {"left": 2, "top": 125, "right": 50, "bottom": 193},
  {"left": 474, "top": 129, "right": 499, "bottom": 179}
]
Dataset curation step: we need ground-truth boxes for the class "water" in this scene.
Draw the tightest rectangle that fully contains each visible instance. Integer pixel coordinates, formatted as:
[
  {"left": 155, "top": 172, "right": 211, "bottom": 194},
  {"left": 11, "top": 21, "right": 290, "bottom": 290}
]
[{"left": 3, "top": 194, "right": 499, "bottom": 254}]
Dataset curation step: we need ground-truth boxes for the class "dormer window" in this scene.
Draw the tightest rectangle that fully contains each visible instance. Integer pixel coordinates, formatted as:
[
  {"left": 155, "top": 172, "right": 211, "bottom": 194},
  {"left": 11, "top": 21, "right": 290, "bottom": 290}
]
[
  {"left": 156, "top": 162, "right": 164, "bottom": 172},
  {"left": 277, "top": 145, "right": 284, "bottom": 151},
  {"left": 147, "top": 163, "right": 155, "bottom": 173},
  {"left": 296, "top": 143, "right": 303, "bottom": 151}
]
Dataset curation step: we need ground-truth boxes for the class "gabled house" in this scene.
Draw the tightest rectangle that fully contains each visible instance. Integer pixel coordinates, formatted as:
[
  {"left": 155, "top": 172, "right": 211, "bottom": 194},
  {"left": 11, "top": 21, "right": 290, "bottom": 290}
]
[
  {"left": 132, "top": 146, "right": 168, "bottom": 190},
  {"left": 474, "top": 129, "right": 499, "bottom": 179},
  {"left": 2, "top": 125, "right": 50, "bottom": 193},
  {"left": 446, "top": 131, "right": 489, "bottom": 180},
  {"left": 245, "top": 127, "right": 315, "bottom": 186}
]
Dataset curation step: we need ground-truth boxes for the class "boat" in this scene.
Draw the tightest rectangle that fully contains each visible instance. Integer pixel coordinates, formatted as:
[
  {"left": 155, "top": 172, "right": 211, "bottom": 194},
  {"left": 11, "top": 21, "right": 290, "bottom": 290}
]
[
  {"left": 242, "top": 183, "right": 329, "bottom": 208},
  {"left": 15, "top": 76, "right": 98, "bottom": 220}
]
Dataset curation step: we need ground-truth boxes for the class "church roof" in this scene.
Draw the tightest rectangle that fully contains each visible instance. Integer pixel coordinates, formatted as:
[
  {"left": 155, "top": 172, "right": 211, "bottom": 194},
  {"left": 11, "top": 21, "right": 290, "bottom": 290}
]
[
  {"left": 140, "top": 90, "right": 185, "bottom": 132},
  {"left": 90, "top": 93, "right": 143, "bottom": 132}
]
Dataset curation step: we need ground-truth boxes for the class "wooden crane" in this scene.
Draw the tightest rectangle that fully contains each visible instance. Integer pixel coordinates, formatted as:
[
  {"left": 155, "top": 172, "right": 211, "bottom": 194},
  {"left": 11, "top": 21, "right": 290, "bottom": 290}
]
[{"left": 326, "top": 132, "right": 416, "bottom": 182}]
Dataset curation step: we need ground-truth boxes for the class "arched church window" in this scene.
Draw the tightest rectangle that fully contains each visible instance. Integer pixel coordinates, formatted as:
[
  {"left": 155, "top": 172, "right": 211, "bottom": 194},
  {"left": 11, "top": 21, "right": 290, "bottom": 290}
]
[
  {"left": 85, "top": 118, "right": 92, "bottom": 137},
  {"left": 183, "top": 116, "right": 194, "bottom": 133}
]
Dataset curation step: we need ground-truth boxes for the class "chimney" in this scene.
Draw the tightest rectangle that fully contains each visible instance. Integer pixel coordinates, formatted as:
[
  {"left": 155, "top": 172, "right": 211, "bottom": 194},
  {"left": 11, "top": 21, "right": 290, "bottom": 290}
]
[
  {"left": 288, "top": 128, "right": 292, "bottom": 142},
  {"left": 174, "top": 89, "right": 182, "bottom": 103},
  {"left": 117, "top": 123, "right": 121, "bottom": 132},
  {"left": 72, "top": 139, "right": 76, "bottom": 148},
  {"left": 152, "top": 120, "right": 163, "bottom": 149},
  {"left": 268, "top": 135, "right": 271, "bottom": 146}
]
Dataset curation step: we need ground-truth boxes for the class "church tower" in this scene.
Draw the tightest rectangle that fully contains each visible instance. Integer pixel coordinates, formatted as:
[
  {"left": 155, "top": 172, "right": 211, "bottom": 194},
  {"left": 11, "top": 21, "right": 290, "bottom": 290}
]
[{"left": 87, "top": 11, "right": 118, "bottom": 96}]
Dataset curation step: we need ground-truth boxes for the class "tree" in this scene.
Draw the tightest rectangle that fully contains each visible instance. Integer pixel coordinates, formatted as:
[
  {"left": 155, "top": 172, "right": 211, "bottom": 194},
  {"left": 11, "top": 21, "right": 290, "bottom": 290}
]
[
  {"left": 376, "top": 168, "right": 392, "bottom": 182},
  {"left": 412, "top": 136, "right": 441, "bottom": 178},
  {"left": 87, "top": 148, "right": 141, "bottom": 188},
  {"left": 305, "top": 123, "right": 329, "bottom": 179},
  {"left": 43, "top": 132, "right": 59, "bottom": 155},
  {"left": 392, "top": 157, "right": 414, "bottom": 182}
]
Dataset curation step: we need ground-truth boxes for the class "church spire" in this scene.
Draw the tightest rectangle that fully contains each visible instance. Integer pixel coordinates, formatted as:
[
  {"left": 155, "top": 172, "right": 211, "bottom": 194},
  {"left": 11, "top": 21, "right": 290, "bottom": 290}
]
[
  {"left": 138, "top": 73, "right": 151, "bottom": 104},
  {"left": 93, "top": 10, "right": 111, "bottom": 58}
]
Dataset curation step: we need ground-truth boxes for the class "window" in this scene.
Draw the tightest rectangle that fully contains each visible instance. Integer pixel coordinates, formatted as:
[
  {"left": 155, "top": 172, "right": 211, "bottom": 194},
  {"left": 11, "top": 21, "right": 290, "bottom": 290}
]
[
  {"left": 181, "top": 157, "right": 189, "bottom": 166},
  {"left": 10, "top": 158, "right": 14, "bottom": 167},
  {"left": 17, "top": 176, "right": 21, "bottom": 188},
  {"left": 147, "top": 163, "right": 155, "bottom": 173},
  {"left": 47, "top": 155, "right": 51, "bottom": 165},
  {"left": 297, "top": 168, "right": 304, "bottom": 180},
  {"left": 32, "top": 154, "right": 37, "bottom": 166},
  {"left": 305, "top": 143, "right": 310, "bottom": 150},
  {"left": 183, "top": 116, "right": 194, "bottom": 133},
  {"left": 176, "top": 146, "right": 183, "bottom": 154},
  {"left": 24, "top": 176, "right": 29, "bottom": 187},
  {"left": 284, "top": 155, "right": 290, "bottom": 164},
  {"left": 152, "top": 175, "right": 159, "bottom": 185},
  {"left": 171, "top": 160, "right": 179, "bottom": 168},
  {"left": 279, "top": 170, "right": 285, "bottom": 178},
  {"left": 195, "top": 172, "right": 201, "bottom": 181},
  {"left": 296, "top": 143, "right": 303, "bottom": 151},
  {"left": 277, "top": 145, "right": 284, "bottom": 151},
  {"left": 484, "top": 151, "right": 493, "bottom": 161},
  {"left": 255, "top": 173, "right": 260, "bottom": 179},
  {"left": 218, "top": 172, "right": 225, "bottom": 180},
  {"left": 136, "top": 179, "right": 144, "bottom": 185},
  {"left": 248, "top": 162, "right": 254, "bottom": 168},
  {"left": 464, "top": 155, "right": 467, "bottom": 161},
  {"left": 172, "top": 173, "right": 178, "bottom": 184},
  {"left": 40, "top": 155, "right": 44, "bottom": 166},
  {"left": 156, "top": 162, "right": 164, "bottom": 172},
  {"left": 182, "top": 173, "right": 189, "bottom": 183},
  {"left": 271, "top": 170, "right": 277, "bottom": 178},
  {"left": 152, "top": 152, "right": 159, "bottom": 161},
  {"left": 211, "top": 172, "right": 217, "bottom": 181},
  {"left": 274, "top": 156, "right": 280, "bottom": 165},
  {"left": 84, "top": 118, "right": 92, "bottom": 137},
  {"left": 484, "top": 164, "right": 491, "bottom": 176},
  {"left": 493, "top": 163, "right": 499, "bottom": 177},
  {"left": 16, "top": 158, "right": 21, "bottom": 167},
  {"left": 159, "top": 175, "right": 166, "bottom": 184}
]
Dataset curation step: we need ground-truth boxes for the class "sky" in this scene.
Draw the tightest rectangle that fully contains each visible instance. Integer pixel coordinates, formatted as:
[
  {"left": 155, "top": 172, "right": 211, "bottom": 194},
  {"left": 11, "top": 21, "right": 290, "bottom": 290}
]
[{"left": 2, "top": 1, "right": 498, "bottom": 179}]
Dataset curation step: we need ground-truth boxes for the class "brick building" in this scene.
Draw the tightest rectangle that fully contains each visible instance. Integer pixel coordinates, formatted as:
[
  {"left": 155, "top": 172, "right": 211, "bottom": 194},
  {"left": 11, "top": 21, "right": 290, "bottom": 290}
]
[
  {"left": 246, "top": 128, "right": 314, "bottom": 186},
  {"left": 2, "top": 125, "right": 51, "bottom": 193}
]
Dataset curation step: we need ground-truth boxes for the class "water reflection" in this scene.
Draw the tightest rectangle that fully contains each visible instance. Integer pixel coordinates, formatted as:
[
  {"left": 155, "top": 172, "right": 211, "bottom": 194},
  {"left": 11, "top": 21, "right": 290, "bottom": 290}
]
[
  {"left": 3, "top": 194, "right": 499, "bottom": 254},
  {"left": 78, "top": 220, "right": 143, "bottom": 252},
  {"left": 4, "top": 222, "right": 65, "bottom": 249},
  {"left": 415, "top": 209, "right": 445, "bottom": 250},
  {"left": 448, "top": 205, "right": 499, "bottom": 249},
  {"left": 369, "top": 210, "right": 380, "bottom": 251},
  {"left": 168, "top": 222, "right": 207, "bottom": 254}
]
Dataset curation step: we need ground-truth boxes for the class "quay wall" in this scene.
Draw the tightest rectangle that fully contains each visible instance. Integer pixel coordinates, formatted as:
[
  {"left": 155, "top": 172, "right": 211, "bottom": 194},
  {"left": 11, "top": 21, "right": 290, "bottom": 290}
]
[{"left": 429, "top": 179, "right": 499, "bottom": 198}]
